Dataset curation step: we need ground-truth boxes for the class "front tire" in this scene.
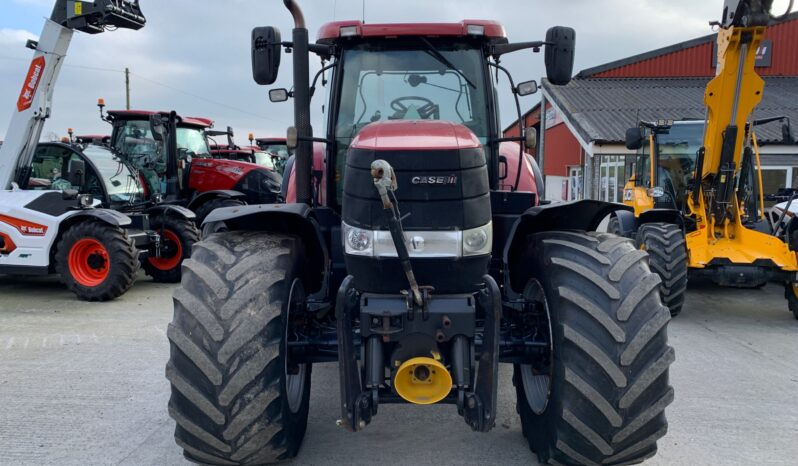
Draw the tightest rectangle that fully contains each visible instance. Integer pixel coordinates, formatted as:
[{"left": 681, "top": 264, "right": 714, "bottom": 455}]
[
  {"left": 515, "top": 231, "right": 674, "bottom": 466},
  {"left": 142, "top": 216, "right": 200, "bottom": 283},
  {"left": 636, "top": 223, "right": 688, "bottom": 317},
  {"left": 167, "top": 231, "right": 311, "bottom": 465},
  {"left": 55, "top": 220, "right": 138, "bottom": 301}
]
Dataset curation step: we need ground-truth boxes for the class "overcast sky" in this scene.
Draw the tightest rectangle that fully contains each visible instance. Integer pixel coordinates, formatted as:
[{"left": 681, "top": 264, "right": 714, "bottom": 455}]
[{"left": 0, "top": 0, "right": 793, "bottom": 142}]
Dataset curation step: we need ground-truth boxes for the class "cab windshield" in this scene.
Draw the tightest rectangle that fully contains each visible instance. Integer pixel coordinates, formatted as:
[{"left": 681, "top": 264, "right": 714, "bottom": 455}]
[
  {"left": 82, "top": 145, "right": 145, "bottom": 204},
  {"left": 177, "top": 127, "right": 211, "bottom": 158},
  {"left": 334, "top": 42, "right": 489, "bottom": 201},
  {"left": 638, "top": 122, "right": 704, "bottom": 200},
  {"left": 112, "top": 121, "right": 211, "bottom": 159}
]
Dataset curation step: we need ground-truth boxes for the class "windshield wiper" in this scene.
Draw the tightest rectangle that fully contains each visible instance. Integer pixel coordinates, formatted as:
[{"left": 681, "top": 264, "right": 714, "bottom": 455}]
[{"left": 419, "top": 37, "right": 476, "bottom": 89}]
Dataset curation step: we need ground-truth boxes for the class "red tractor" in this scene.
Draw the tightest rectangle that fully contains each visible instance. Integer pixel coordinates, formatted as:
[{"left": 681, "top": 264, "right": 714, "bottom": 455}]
[
  {"left": 166, "top": 2, "right": 674, "bottom": 465},
  {"left": 99, "top": 106, "right": 282, "bottom": 223}
]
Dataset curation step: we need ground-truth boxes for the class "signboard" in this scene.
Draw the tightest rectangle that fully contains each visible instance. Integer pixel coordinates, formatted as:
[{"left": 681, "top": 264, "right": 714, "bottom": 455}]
[
  {"left": 712, "top": 39, "right": 772, "bottom": 68},
  {"left": 16, "top": 56, "right": 45, "bottom": 112}
]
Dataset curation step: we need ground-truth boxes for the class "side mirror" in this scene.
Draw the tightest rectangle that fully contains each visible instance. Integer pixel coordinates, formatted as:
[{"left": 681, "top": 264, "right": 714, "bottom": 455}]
[
  {"left": 68, "top": 159, "right": 86, "bottom": 188},
  {"left": 625, "top": 127, "right": 644, "bottom": 150},
  {"left": 545, "top": 26, "right": 575, "bottom": 86},
  {"left": 150, "top": 115, "right": 166, "bottom": 142},
  {"left": 524, "top": 127, "right": 538, "bottom": 150},
  {"left": 252, "top": 26, "right": 282, "bottom": 85},
  {"left": 516, "top": 80, "right": 538, "bottom": 96},
  {"left": 269, "top": 88, "right": 290, "bottom": 102}
]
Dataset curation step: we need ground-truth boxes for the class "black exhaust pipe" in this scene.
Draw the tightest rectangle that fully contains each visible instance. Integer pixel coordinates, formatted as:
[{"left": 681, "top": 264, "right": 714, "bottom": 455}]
[{"left": 284, "top": 0, "right": 313, "bottom": 206}]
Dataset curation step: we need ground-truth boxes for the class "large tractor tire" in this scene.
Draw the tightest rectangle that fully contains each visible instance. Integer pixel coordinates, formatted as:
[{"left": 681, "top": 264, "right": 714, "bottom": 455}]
[
  {"left": 143, "top": 216, "right": 200, "bottom": 283},
  {"left": 194, "top": 198, "right": 245, "bottom": 227},
  {"left": 636, "top": 223, "right": 688, "bottom": 317},
  {"left": 514, "top": 231, "right": 674, "bottom": 466},
  {"left": 55, "top": 220, "right": 139, "bottom": 301},
  {"left": 166, "top": 231, "right": 311, "bottom": 465}
]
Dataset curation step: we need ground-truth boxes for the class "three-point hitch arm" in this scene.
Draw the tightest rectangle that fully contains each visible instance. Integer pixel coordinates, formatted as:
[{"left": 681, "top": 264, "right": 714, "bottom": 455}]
[{"left": 0, "top": 1, "right": 145, "bottom": 191}]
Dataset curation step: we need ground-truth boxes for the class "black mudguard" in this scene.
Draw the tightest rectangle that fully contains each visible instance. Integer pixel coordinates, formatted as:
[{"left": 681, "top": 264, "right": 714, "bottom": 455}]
[
  {"left": 145, "top": 204, "right": 196, "bottom": 220},
  {"left": 64, "top": 208, "right": 133, "bottom": 227},
  {"left": 503, "top": 200, "right": 631, "bottom": 293},
  {"left": 186, "top": 189, "right": 247, "bottom": 212},
  {"left": 203, "top": 203, "right": 329, "bottom": 295}
]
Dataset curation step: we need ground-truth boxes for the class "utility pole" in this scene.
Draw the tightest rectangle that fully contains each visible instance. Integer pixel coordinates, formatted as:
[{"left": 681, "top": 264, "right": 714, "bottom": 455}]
[{"left": 125, "top": 67, "right": 131, "bottom": 110}]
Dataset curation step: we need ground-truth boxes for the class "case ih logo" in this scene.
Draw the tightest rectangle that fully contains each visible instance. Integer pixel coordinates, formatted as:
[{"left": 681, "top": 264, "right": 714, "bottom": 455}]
[
  {"left": 0, "top": 214, "right": 48, "bottom": 237},
  {"left": 17, "top": 56, "right": 46, "bottom": 112},
  {"left": 411, "top": 175, "right": 458, "bottom": 185}
]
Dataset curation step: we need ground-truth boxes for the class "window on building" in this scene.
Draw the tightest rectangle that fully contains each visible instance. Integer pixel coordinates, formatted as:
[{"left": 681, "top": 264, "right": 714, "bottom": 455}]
[
  {"left": 568, "top": 166, "right": 582, "bottom": 201},
  {"left": 598, "top": 155, "right": 627, "bottom": 203}
]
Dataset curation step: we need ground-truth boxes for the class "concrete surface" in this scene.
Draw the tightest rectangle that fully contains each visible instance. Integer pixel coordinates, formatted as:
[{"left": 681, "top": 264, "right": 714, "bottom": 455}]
[{"left": 1, "top": 273, "right": 797, "bottom": 466}]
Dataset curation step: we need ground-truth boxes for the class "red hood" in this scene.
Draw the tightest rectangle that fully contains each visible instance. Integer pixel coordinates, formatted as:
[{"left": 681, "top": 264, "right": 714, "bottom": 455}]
[{"left": 350, "top": 120, "right": 481, "bottom": 151}]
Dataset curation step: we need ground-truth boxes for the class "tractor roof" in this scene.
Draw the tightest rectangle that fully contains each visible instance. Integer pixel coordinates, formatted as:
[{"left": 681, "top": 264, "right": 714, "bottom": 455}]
[
  {"left": 107, "top": 110, "right": 213, "bottom": 128},
  {"left": 317, "top": 20, "right": 507, "bottom": 44}
]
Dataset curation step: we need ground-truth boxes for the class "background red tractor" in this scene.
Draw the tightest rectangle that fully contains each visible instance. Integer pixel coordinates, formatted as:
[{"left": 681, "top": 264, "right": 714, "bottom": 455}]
[{"left": 99, "top": 105, "right": 282, "bottom": 224}]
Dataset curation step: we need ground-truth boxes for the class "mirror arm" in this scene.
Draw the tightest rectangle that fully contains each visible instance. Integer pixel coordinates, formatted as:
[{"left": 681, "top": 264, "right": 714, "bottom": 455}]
[
  {"left": 490, "top": 40, "right": 548, "bottom": 58},
  {"left": 492, "top": 136, "right": 524, "bottom": 144},
  {"left": 488, "top": 61, "right": 526, "bottom": 192},
  {"left": 310, "top": 62, "right": 338, "bottom": 96}
]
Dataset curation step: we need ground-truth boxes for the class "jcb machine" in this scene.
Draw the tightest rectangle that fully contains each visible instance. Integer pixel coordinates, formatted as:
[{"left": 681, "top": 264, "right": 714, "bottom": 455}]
[
  {"left": 166, "top": 2, "right": 674, "bottom": 465},
  {"left": 0, "top": 1, "right": 148, "bottom": 300},
  {"left": 615, "top": 0, "right": 798, "bottom": 318}
]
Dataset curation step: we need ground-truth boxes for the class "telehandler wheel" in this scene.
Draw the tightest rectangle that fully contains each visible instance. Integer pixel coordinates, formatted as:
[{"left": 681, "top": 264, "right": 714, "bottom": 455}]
[
  {"left": 167, "top": 231, "right": 311, "bottom": 465},
  {"left": 514, "top": 231, "right": 674, "bottom": 466},
  {"left": 55, "top": 220, "right": 138, "bottom": 301},
  {"left": 636, "top": 223, "right": 688, "bottom": 317},
  {"left": 784, "top": 283, "right": 798, "bottom": 320},
  {"left": 143, "top": 216, "right": 200, "bottom": 283},
  {"left": 195, "top": 198, "right": 245, "bottom": 227}
]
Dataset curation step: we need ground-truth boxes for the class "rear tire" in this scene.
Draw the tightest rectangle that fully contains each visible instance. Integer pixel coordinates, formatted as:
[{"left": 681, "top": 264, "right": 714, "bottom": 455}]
[
  {"left": 515, "top": 231, "right": 674, "bottom": 466},
  {"left": 55, "top": 220, "right": 138, "bottom": 301},
  {"left": 142, "top": 216, "right": 200, "bottom": 283},
  {"left": 195, "top": 198, "right": 245, "bottom": 227},
  {"left": 636, "top": 223, "right": 688, "bottom": 317},
  {"left": 167, "top": 231, "right": 311, "bottom": 465},
  {"left": 607, "top": 216, "right": 620, "bottom": 235}
]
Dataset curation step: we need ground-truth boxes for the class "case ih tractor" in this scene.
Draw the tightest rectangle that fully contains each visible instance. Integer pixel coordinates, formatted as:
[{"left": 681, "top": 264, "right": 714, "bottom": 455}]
[
  {"left": 165, "top": 2, "right": 674, "bottom": 465},
  {"left": 99, "top": 107, "right": 281, "bottom": 223}
]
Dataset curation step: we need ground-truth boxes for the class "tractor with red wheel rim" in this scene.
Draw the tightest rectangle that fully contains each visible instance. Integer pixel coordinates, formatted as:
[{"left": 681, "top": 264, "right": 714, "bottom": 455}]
[
  {"left": 22, "top": 141, "right": 199, "bottom": 284},
  {"left": 165, "top": 2, "right": 675, "bottom": 465}
]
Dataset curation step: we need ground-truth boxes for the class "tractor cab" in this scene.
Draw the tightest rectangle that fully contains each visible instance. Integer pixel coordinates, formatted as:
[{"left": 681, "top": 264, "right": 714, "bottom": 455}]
[
  {"left": 254, "top": 137, "right": 289, "bottom": 174},
  {"left": 267, "top": 20, "right": 551, "bottom": 209},
  {"left": 624, "top": 120, "right": 704, "bottom": 214},
  {"left": 103, "top": 109, "right": 212, "bottom": 198},
  {"left": 22, "top": 142, "right": 147, "bottom": 208}
]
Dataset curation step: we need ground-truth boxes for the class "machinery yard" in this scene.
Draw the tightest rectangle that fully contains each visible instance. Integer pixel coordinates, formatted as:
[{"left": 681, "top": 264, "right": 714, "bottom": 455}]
[
  {"left": 0, "top": 274, "right": 796, "bottom": 465},
  {"left": 2, "top": 1, "right": 798, "bottom": 465}
]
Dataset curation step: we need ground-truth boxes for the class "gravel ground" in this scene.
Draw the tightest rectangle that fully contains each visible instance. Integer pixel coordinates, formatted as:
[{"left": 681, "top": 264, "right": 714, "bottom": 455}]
[{"left": 0, "top": 273, "right": 797, "bottom": 466}]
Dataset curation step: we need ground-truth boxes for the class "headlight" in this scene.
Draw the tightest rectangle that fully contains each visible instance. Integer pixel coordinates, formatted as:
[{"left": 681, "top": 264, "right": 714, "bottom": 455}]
[
  {"left": 463, "top": 222, "right": 492, "bottom": 256},
  {"left": 344, "top": 223, "right": 373, "bottom": 256}
]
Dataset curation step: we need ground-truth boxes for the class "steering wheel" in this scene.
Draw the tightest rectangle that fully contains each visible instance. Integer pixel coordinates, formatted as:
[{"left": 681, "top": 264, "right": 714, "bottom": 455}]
[{"left": 390, "top": 96, "right": 438, "bottom": 120}]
